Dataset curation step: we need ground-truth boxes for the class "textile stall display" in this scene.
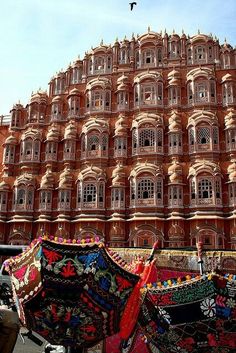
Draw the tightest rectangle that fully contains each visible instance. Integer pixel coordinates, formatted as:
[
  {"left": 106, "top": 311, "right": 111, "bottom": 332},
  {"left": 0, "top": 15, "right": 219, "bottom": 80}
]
[
  {"left": 3, "top": 237, "right": 236, "bottom": 353},
  {"left": 4, "top": 237, "right": 140, "bottom": 350},
  {"left": 139, "top": 273, "right": 236, "bottom": 353}
]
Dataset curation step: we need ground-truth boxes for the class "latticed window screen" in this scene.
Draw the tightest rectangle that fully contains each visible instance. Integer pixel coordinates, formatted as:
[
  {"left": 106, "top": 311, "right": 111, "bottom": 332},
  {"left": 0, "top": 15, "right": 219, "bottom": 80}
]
[
  {"left": 157, "top": 48, "right": 162, "bottom": 63},
  {"left": 215, "top": 180, "right": 221, "bottom": 198},
  {"left": 27, "top": 190, "right": 34, "bottom": 206},
  {"left": 77, "top": 183, "right": 82, "bottom": 203},
  {"left": 98, "top": 184, "right": 104, "bottom": 202},
  {"left": 88, "top": 135, "right": 99, "bottom": 151},
  {"left": 227, "top": 129, "right": 236, "bottom": 144},
  {"left": 139, "top": 129, "right": 155, "bottom": 147},
  {"left": 112, "top": 189, "right": 119, "bottom": 201},
  {"left": 81, "top": 136, "right": 86, "bottom": 152},
  {"left": 157, "top": 83, "right": 163, "bottom": 101},
  {"left": 191, "top": 180, "right": 196, "bottom": 199},
  {"left": 83, "top": 184, "right": 96, "bottom": 202},
  {"left": 213, "top": 127, "right": 219, "bottom": 145},
  {"left": 105, "top": 91, "right": 110, "bottom": 107},
  {"left": 59, "top": 190, "right": 70, "bottom": 203},
  {"left": 142, "top": 49, "right": 155, "bottom": 64},
  {"left": 210, "top": 81, "right": 215, "bottom": 98},
  {"left": 115, "top": 137, "right": 126, "bottom": 150},
  {"left": 132, "top": 130, "right": 138, "bottom": 148},
  {"left": 25, "top": 140, "right": 32, "bottom": 155},
  {"left": 137, "top": 179, "right": 154, "bottom": 199},
  {"left": 107, "top": 56, "right": 112, "bottom": 69},
  {"left": 92, "top": 91, "right": 103, "bottom": 108},
  {"left": 229, "top": 183, "right": 236, "bottom": 200},
  {"left": 47, "top": 142, "right": 57, "bottom": 154},
  {"left": 170, "top": 133, "right": 181, "bottom": 147},
  {"left": 34, "top": 141, "right": 40, "bottom": 158},
  {"left": 130, "top": 180, "right": 135, "bottom": 200},
  {"left": 157, "top": 180, "right": 162, "bottom": 199},
  {"left": 197, "top": 127, "right": 210, "bottom": 144},
  {"left": 0, "top": 192, "right": 6, "bottom": 206},
  {"left": 40, "top": 191, "right": 51, "bottom": 204},
  {"left": 16, "top": 189, "right": 25, "bottom": 204},
  {"left": 196, "top": 82, "right": 207, "bottom": 99},
  {"left": 141, "top": 85, "right": 156, "bottom": 103},
  {"left": 157, "top": 129, "right": 163, "bottom": 147},
  {"left": 189, "top": 128, "right": 194, "bottom": 145},
  {"left": 194, "top": 46, "right": 206, "bottom": 61},
  {"left": 102, "top": 134, "right": 108, "bottom": 151},
  {"left": 94, "top": 56, "right": 105, "bottom": 71},
  {"left": 198, "top": 179, "right": 213, "bottom": 199}
]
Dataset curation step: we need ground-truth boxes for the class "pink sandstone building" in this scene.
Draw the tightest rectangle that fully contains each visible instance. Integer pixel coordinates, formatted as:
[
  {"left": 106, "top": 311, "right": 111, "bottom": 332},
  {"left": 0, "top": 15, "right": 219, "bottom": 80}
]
[{"left": 0, "top": 29, "right": 236, "bottom": 250}]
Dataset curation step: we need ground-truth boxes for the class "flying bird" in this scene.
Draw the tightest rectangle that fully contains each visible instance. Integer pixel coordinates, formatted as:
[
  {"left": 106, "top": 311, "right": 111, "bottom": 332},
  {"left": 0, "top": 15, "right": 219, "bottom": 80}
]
[{"left": 129, "top": 2, "right": 137, "bottom": 11}]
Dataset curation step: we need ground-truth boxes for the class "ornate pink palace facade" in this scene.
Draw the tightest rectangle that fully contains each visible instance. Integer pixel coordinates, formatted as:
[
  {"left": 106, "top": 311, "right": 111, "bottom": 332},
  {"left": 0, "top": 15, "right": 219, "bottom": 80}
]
[{"left": 0, "top": 30, "right": 236, "bottom": 249}]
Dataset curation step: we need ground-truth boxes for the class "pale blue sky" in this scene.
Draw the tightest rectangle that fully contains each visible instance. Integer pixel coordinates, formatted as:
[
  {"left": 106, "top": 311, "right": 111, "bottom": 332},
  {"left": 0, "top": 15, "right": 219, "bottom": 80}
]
[{"left": 0, "top": 0, "right": 235, "bottom": 115}]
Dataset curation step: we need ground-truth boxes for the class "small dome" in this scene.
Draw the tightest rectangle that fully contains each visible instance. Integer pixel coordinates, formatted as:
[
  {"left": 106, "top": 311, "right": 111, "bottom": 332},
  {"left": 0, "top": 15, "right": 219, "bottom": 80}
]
[
  {"left": 30, "top": 90, "right": 48, "bottom": 104},
  {"left": 67, "top": 88, "right": 80, "bottom": 97},
  {"left": 114, "top": 115, "right": 128, "bottom": 136},
  {"left": 11, "top": 103, "right": 24, "bottom": 111},
  {"left": 40, "top": 167, "right": 54, "bottom": 189},
  {"left": 0, "top": 181, "right": 10, "bottom": 191},
  {"left": 169, "top": 112, "right": 182, "bottom": 132},
  {"left": 64, "top": 121, "right": 77, "bottom": 140},
  {"left": 225, "top": 109, "right": 236, "bottom": 128},
  {"left": 58, "top": 166, "right": 73, "bottom": 189},
  {"left": 168, "top": 161, "right": 183, "bottom": 183},
  {"left": 117, "top": 74, "right": 129, "bottom": 84},
  {"left": 46, "top": 124, "right": 60, "bottom": 141},
  {"left": 228, "top": 162, "right": 236, "bottom": 181},
  {"left": 112, "top": 164, "right": 125, "bottom": 186},
  {"left": 4, "top": 134, "right": 18, "bottom": 145},
  {"left": 221, "top": 73, "right": 234, "bottom": 83},
  {"left": 51, "top": 95, "right": 61, "bottom": 103}
]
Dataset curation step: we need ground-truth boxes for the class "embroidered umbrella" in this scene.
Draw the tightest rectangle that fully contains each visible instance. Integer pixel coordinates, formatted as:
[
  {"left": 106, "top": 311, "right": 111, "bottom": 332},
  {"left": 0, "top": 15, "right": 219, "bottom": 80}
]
[
  {"left": 140, "top": 273, "right": 236, "bottom": 353},
  {"left": 5, "top": 237, "right": 140, "bottom": 351}
]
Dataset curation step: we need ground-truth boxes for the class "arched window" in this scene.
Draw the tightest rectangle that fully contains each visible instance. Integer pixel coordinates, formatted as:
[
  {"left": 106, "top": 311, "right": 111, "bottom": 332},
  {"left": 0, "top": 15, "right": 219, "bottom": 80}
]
[
  {"left": 14, "top": 186, "right": 34, "bottom": 211},
  {"left": 168, "top": 86, "right": 180, "bottom": 106},
  {"left": 94, "top": 56, "right": 105, "bottom": 73},
  {"left": 119, "top": 48, "right": 129, "bottom": 64},
  {"left": 168, "top": 186, "right": 183, "bottom": 207},
  {"left": 0, "top": 191, "right": 7, "bottom": 212},
  {"left": 68, "top": 96, "right": 80, "bottom": 116},
  {"left": 58, "top": 190, "right": 71, "bottom": 210},
  {"left": 70, "top": 67, "right": 82, "bottom": 84},
  {"left": 63, "top": 140, "right": 76, "bottom": 160},
  {"left": 194, "top": 46, "right": 206, "bottom": 63},
  {"left": 139, "top": 129, "right": 155, "bottom": 147},
  {"left": 45, "top": 142, "right": 58, "bottom": 161},
  {"left": 137, "top": 179, "right": 154, "bottom": 199},
  {"left": 83, "top": 184, "right": 96, "bottom": 203},
  {"left": 198, "top": 179, "right": 213, "bottom": 199},
  {"left": 17, "top": 189, "right": 25, "bottom": 204},
  {"left": 130, "top": 172, "right": 163, "bottom": 207},
  {"left": 197, "top": 127, "right": 210, "bottom": 144},
  {"left": 88, "top": 135, "right": 99, "bottom": 151},
  {"left": 141, "top": 85, "right": 156, "bottom": 105},
  {"left": 4, "top": 145, "right": 15, "bottom": 164},
  {"left": 114, "top": 137, "right": 127, "bottom": 157},
  {"left": 117, "top": 91, "right": 129, "bottom": 110},
  {"left": 91, "top": 90, "right": 103, "bottom": 110},
  {"left": 39, "top": 190, "right": 52, "bottom": 211},
  {"left": 111, "top": 188, "right": 125, "bottom": 209},
  {"left": 142, "top": 49, "right": 155, "bottom": 66},
  {"left": 169, "top": 133, "right": 182, "bottom": 155}
]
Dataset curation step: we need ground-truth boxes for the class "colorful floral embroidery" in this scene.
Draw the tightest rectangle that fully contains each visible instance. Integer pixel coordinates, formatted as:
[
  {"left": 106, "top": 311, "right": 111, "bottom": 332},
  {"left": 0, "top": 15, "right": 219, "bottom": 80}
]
[{"left": 200, "top": 298, "right": 216, "bottom": 317}]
